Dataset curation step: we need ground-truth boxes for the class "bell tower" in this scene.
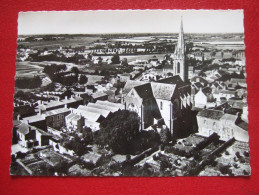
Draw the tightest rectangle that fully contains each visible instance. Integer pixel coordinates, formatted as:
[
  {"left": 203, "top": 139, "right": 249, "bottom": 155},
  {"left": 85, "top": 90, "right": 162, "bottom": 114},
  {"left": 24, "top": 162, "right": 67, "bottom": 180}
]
[{"left": 173, "top": 17, "right": 187, "bottom": 82}]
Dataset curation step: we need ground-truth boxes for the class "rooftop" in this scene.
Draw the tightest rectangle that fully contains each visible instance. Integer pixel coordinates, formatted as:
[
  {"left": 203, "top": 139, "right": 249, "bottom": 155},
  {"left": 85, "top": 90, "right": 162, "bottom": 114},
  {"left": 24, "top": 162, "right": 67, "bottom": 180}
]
[
  {"left": 197, "top": 109, "right": 224, "bottom": 120},
  {"left": 151, "top": 82, "right": 176, "bottom": 100},
  {"left": 44, "top": 107, "right": 71, "bottom": 116}
]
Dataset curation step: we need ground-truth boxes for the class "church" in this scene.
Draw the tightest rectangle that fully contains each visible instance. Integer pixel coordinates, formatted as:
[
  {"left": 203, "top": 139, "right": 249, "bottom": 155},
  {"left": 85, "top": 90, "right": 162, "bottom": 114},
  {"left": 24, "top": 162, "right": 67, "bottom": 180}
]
[{"left": 123, "top": 19, "right": 193, "bottom": 138}]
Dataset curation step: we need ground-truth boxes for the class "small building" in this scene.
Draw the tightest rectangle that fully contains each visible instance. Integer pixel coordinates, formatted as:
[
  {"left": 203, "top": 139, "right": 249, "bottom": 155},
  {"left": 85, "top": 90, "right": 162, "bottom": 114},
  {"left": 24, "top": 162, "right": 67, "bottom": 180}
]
[
  {"left": 45, "top": 108, "right": 71, "bottom": 129},
  {"left": 91, "top": 92, "right": 109, "bottom": 102},
  {"left": 65, "top": 113, "right": 85, "bottom": 132},
  {"left": 16, "top": 123, "right": 37, "bottom": 148}
]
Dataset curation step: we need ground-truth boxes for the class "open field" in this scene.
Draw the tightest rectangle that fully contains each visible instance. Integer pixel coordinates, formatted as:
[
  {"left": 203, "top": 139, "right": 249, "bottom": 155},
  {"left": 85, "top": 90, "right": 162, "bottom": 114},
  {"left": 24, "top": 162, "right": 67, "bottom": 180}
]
[
  {"left": 16, "top": 61, "right": 44, "bottom": 78},
  {"left": 18, "top": 36, "right": 102, "bottom": 50}
]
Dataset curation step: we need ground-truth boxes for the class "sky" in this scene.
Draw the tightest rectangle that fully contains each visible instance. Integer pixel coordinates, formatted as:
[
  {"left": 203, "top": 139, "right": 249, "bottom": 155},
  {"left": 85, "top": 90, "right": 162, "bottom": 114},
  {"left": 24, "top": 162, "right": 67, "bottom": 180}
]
[{"left": 18, "top": 10, "right": 244, "bottom": 35}]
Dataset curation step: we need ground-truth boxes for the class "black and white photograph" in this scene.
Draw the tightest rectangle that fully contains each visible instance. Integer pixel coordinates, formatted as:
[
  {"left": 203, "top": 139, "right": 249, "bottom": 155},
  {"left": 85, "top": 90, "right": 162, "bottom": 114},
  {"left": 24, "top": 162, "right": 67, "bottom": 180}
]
[{"left": 11, "top": 10, "right": 250, "bottom": 176}]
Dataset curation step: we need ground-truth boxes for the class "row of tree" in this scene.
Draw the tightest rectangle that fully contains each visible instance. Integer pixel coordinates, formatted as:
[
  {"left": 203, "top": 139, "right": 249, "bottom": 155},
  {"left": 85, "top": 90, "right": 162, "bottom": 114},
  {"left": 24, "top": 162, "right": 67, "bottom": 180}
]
[{"left": 15, "top": 76, "right": 42, "bottom": 89}]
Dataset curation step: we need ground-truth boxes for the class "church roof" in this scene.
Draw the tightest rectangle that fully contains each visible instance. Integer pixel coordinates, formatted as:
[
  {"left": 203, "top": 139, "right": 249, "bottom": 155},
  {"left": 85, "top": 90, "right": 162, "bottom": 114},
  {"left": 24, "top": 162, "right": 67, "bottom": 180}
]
[
  {"left": 151, "top": 82, "right": 176, "bottom": 100},
  {"left": 134, "top": 83, "right": 154, "bottom": 100}
]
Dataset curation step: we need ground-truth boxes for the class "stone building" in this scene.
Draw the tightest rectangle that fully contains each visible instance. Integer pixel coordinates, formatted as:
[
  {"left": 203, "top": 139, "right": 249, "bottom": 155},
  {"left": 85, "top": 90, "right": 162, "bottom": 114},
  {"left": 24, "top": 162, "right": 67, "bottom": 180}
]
[{"left": 124, "top": 76, "right": 192, "bottom": 137}]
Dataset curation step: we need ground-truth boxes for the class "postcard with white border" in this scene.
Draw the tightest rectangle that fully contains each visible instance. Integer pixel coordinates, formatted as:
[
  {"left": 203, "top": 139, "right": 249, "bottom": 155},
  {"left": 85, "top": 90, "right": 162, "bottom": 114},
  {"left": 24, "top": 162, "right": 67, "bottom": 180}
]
[{"left": 11, "top": 10, "right": 250, "bottom": 176}]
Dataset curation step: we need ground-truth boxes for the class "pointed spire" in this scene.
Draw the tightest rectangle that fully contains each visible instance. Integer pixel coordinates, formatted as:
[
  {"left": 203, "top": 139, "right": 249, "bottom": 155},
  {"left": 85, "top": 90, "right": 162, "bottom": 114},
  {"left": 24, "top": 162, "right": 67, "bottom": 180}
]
[{"left": 175, "top": 16, "right": 185, "bottom": 57}]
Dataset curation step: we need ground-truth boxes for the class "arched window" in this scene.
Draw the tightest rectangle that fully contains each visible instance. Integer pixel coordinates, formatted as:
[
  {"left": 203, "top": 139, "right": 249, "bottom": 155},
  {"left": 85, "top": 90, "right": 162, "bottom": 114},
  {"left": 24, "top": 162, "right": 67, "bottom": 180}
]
[
  {"left": 160, "top": 101, "right": 163, "bottom": 110},
  {"left": 177, "top": 62, "right": 180, "bottom": 74}
]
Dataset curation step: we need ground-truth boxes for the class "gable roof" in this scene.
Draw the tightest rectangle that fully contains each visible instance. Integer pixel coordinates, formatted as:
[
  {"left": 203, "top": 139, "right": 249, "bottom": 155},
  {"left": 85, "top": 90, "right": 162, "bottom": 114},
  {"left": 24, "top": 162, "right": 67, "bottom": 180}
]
[
  {"left": 134, "top": 83, "right": 154, "bottom": 100},
  {"left": 151, "top": 82, "right": 176, "bottom": 100}
]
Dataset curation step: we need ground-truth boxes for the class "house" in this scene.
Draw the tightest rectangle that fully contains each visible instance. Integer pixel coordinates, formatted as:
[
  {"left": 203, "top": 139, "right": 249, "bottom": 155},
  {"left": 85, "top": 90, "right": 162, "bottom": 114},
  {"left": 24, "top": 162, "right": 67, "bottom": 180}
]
[
  {"left": 219, "top": 90, "right": 237, "bottom": 100},
  {"left": 22, "top": 114, "right": 46, "bottom": 131},
  {"left": 91, "top": 92, "right": 109, "bottom": 102},
  {"left": 16, "top": 123, "right": 52, "bottom": 148},
  {"left": 118, "top": 73, "right": 131, "bottom": 83},
  {"left": 35, "top": 128, "right": 52, "bottom": 146},
  {"left": 197, "top": 108, "right": 248, "bottom": 142},
  {"left": 16, "top": 123, "right": 37, "bottom": 148},
  {"left": 65, "top": 113, "right": 85, "bottom": 132},
  {"left": 45, "top": 107, "right": 71, "bottom": 129}
]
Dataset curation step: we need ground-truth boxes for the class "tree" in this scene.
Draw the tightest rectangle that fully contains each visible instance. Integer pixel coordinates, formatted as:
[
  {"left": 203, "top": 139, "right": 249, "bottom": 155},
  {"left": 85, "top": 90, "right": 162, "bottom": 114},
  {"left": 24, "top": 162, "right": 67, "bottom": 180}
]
[
  {"left": 111, "top": 52, "right": 120, "bottom": 64},
  {"left": 71, "top": 67, "right": 79, "bottom": 76},
  {"left": 96, "top": 110, "right": 140, "bottom": 154},
  {"left": 79, "top": 75, "right": 88, "bottom": 84}
]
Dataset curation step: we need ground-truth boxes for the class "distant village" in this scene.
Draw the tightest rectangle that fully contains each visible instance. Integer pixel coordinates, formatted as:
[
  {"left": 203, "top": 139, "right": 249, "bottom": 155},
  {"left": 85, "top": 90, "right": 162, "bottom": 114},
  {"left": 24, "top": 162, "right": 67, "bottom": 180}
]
[{"left": 11, "top": 20, "right": 250, "bottom": 176}]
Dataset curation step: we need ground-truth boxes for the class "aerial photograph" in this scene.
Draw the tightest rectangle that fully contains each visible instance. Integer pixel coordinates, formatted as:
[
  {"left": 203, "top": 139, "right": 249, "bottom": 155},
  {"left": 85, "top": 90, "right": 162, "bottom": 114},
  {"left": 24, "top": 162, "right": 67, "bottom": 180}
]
[{"left": 11, "top": 10, "right": 250, "bottom": 176}]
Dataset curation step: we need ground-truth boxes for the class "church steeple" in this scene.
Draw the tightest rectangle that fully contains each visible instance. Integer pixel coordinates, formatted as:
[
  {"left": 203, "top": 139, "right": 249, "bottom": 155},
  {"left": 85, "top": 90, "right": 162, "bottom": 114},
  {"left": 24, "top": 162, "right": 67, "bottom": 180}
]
[
  {"left": 175, "top": 17, "right": 185, "bottom": 58},
  {"left": 172, "top": 17, "right": 187, "bottom": 82}
]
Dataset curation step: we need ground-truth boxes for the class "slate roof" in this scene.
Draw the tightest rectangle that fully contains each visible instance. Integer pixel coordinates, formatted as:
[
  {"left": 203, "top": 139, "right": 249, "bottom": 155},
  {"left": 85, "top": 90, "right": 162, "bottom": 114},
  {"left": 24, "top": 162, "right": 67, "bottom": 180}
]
[
  {"left": 151, "top": 82, "right": 176, "bottom": 100},
  {"left": 134, "top": 83, "right": 154, "bottom": 100},
  {"left": 197, "top": 109, "right": 224, "bottom": 120}
]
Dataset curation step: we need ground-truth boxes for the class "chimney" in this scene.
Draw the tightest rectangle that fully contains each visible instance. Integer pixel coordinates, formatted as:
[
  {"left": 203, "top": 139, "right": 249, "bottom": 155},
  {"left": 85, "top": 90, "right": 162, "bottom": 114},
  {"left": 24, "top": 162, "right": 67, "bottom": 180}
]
[
  {"left": 65, "top": 104, "right": 68, "bottom": 109},
  {"left": 17, "top": 114, "right": 20, "bottom": 120},
  {"left": 57, "top": 97, "right": 60, "bottom": 102},
  {"left": 65, "top": 96, "right": 68, "bottom": 100}
]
